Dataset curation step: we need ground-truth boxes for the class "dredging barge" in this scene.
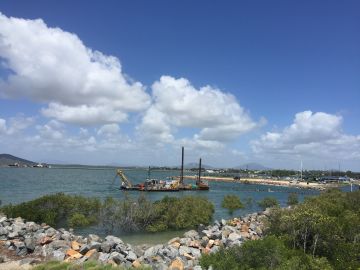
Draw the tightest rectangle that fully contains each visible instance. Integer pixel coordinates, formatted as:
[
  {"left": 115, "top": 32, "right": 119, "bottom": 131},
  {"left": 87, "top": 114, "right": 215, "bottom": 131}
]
[{"left": 116, "top": 147, "right": 209, "bottom": 191}]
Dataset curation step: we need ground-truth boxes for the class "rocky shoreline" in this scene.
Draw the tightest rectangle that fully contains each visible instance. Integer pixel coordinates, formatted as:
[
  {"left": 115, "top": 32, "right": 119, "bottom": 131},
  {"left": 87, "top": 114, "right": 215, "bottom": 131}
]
[{"left": 0, "top": 211, "right": 268, "bottom": 269}]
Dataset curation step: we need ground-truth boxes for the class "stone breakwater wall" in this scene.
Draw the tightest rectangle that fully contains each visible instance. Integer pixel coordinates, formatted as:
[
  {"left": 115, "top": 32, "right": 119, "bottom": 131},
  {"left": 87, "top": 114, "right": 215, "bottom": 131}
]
[{"left": 0, "top": 211, "right": 268, "bottom": 270}]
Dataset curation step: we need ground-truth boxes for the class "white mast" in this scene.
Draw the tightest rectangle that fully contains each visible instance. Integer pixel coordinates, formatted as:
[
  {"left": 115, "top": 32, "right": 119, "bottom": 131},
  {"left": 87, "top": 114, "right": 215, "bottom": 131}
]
[{"left": 300, "top": 160, "right": 303, "bottom": 181}]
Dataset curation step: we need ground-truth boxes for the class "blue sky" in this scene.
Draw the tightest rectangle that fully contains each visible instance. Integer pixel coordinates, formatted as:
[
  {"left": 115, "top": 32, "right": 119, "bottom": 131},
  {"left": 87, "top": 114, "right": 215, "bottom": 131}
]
[{"left": 0, "top": 1, "right": 359, "bottom": 170}]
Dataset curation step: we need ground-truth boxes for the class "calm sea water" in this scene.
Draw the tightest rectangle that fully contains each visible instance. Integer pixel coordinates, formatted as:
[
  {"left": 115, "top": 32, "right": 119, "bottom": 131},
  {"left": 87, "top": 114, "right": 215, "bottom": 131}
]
[{"left": 0, "top": 166, "right": 322, "bottom": 244}]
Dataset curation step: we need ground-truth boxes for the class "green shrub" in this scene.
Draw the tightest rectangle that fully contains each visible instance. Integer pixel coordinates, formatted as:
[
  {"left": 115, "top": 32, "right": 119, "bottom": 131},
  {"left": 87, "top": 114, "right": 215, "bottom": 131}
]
[
  {"left": 287, "top": 193, "right": 298, "bottom": 206},
  {"left": 1, "top": 193, "right": 214, "bottom": 233},
  {"left": 258, "top": 196, "right": 279, "bottom": 210},
  {"left": 221, "top": 195, "right": 244, "bottom": 215},
  {"left": 147, "top": 196, "right": 214, "bottom": 232},
  {"left": 266, "top": 189, "right": 360, "bottom": 269},
  {"left": 100, "top": 193, "right": 156, "bottom": 233},
  {"left": 200, "top": 236, "right": 333, "bottom": 270},
  {"left": 0, "top": 193, "right": 101, "bottom": 228}
]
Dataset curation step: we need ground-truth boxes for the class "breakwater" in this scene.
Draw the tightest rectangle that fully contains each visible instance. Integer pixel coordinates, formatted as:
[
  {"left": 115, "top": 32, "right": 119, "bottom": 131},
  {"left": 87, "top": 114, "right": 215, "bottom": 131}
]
[{"left": 0, "top": 210, "right": 268, "bottom": 269}]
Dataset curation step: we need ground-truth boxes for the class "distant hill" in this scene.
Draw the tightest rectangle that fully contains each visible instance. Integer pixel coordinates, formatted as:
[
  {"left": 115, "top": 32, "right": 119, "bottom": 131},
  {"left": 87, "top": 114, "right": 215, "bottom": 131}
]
[
  {"left": 0, "top": 154, "right": 37, "bottom": 166},
  {"left": 235, "top": 162, "right": 271, "bottom": 171}
]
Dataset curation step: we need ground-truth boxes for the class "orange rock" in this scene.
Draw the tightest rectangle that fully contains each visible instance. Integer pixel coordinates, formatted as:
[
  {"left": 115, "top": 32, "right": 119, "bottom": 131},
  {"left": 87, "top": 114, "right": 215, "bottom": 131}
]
[
  {"left": 66, "top": 249, "right": 83, "bottom": 259},
  {"left": 169, "top": 258, "right": 184, "bottom": 270},
  {"left": 132, "top": 260, "right": 142, "bottom": 268},
  {"left": 171, "top": 242, "right": 181, "bottom": 249},
  {"left": 84, "top": 249, "right": 97, "bottom": 258},
  {"left": 241, "top": 224, "right": 249, "bottom": 232},
  {"left": 71, "top": 241, "right": 81, "bottom": 251}
]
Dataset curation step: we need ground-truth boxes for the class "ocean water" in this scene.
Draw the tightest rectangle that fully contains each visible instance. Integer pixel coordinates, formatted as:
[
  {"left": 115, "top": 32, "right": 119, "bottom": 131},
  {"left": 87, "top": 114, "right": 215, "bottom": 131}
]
[{"left": 0, "top": 166, "right": 321, "bottom": 244}]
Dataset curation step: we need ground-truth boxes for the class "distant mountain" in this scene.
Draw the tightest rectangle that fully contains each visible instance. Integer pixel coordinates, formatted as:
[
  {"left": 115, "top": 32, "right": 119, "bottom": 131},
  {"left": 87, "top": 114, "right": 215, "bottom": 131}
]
[
  {"left": 235, "top": 162, "right": 271, "bottom": 171},
  {"left": 184, "top": 162, "right": 213, "bottom": 169},
  {"left": 0, "top": 154, "right": 37, "bottom": 166}
]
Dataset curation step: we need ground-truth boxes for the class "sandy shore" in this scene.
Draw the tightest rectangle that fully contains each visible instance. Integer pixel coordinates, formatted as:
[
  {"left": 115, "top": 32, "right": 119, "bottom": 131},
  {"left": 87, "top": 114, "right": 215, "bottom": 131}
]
[{"left": 180, "top": 175, "right": 328, "bottom": 190}]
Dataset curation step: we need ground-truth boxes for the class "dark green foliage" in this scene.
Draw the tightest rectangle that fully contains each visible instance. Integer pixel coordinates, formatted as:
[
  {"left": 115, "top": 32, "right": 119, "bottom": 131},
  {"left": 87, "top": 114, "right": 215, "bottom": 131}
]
[
  {"left": 1, "top": 193, "right": 214, "bottom": 233},
  {"left": 100, "top": 194, "right": 214, "bottom": 233},
  {"left": 100, "top": 193, "right": 156, "bottom": 233},
  {"left": 0, "top": 193, "right": 100, "bottom": 228},
  {"left": 221, "top": 195, "right": 244, "bottom": 215},
  {"left": 258, "top": 196, "right": 279, "bottom": 210},
  {"left": 147, "top": 195, "right": 214, "bottom": 232},
  {"left": 287, "top": 193, "right": 299, "bottom": 206},
  {"left": 266, "top": 189, "right": 360, "bottom": 269},
  {"left": 200, "top": 236, "right": 333, "bottom": 270}
]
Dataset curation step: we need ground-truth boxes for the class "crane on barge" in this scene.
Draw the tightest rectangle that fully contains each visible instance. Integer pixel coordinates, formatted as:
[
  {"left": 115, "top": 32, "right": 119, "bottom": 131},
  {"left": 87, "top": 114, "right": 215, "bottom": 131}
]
[{"left": 115, "top": 147, "right": 209, "bottom": 191}]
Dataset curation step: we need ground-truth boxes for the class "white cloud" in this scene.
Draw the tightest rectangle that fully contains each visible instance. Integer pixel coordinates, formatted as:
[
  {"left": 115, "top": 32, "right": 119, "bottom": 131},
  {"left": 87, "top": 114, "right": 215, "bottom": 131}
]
[
  {"left": 0, "top": 13, "right": 150, "bottom": 125},
  {"left": 0, "top": 118, "right": 6, "bottom": 134},
  {"left": 36, "top": 120, "right": 64, "bottom": 140},
  {"left": 252, "top": 111, "right": 360, "bottom": 160},
  {"left": 0, "top": 116, "right": 34, "bottom": 135},
  {"left": 139, "top": 76, "right": 261, "bottom": 147},
  {"left": 97, "top": 124, "right": 120, "bottom": 136}
]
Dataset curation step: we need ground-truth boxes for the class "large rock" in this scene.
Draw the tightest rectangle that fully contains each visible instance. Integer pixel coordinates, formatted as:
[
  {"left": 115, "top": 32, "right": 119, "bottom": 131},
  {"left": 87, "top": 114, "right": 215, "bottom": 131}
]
[
  {"left": 8, "top": 231, "right": 19, "bottom": 239},
  {"left": 98, "top": 252, "right": 110, "bottom": 263},
  {"left": 126, "top": 250, "right": 137, "bottom": 262},
  {"left": 25, "top": 222, "right": 40, "bottom": 232},
  {"left": 144, "top": 244, "right": 162, "bottom": 258},
  {"left": 0, "top": 227, "right": 8, "bottom": 235},
  {"left": 209, "top": 230, "right": 222, "bottom": 240},
  {"left": 66, "top": 249, "right": 83, "bottom": 259},
  {"left": 100, "top": 241, "right": 113, "bottom": 253},
  {"left": 178, "top": 245, "right": 190, "bottom": 256},
  {"left": 61, "top": 231, "right": 72, "bottom": 241},
  {"left": 71, "top": 241, "right": 81, "bottom": 251},
  {"left": 24, "top": 237, "right": 36, "bottom": 252},
  {"left": 179, "top": 238, "right": 191, "bottom": 246},
  {"left": 89, "top": 241, "right": 101, "bottom": 251},
  {"left": 85, "top": 249, "right": 99, "bottom": 260},
  {"left": 45, "top": 227, "right": 57, "bottom": 237},
  {"left": 109, "top": 251, "right": 126, "bottom": 264},
  {"left": 184, "top": 230, "right": 199, "bottom": 240},
  {"left": 53, "top": 250, "right": 66, "bottom": 261},
  {"left": 49, "top": 240, "right": 70, "bottom": 250},
  {"left": 15, "top": 242, "right": 28, "bottom": 256},
  {"left": 228, "top": 232, "right": 242, "bottom": 242},
  {"left": 158, "top": 246, "right": 178, "bottom": 260},
  {"left": 189, "top": 247, "right": 201, "bottom": 258},
  {"left": 88, "top": 234, "right": 101, "bottom": 243},
  {"left": 79, "top": 244, "right": 90, "bottom": 255},
  {"left": 169, "top": 257, "right": 184, "bottom": 270},
  {"left": 105, "top": 235, "right": 123, "bottom": 245}
]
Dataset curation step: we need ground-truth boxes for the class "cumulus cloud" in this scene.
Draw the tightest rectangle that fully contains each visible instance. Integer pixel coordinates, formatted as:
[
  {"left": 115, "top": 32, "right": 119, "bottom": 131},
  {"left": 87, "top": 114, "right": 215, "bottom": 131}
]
[
  {"left": 0, "top": 13, "right": 150, "bottom": 125},
  {"left": 0, "top": 116, "right": 34, "bottom": 135},
  {"left": 97, "top": 124, "right": 120, "bottom": 136},
  {"left": 252, "top": 111, "right": 360, "bottom": 160},
  {"left": 139, "top": 76, "right": 261, "bottom": 148}
]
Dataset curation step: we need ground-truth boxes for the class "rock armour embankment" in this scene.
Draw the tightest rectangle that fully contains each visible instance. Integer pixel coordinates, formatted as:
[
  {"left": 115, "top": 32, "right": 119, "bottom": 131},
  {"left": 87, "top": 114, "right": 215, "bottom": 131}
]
[{"left": 0, "top": 211, "right": 268, "bottom": 269}]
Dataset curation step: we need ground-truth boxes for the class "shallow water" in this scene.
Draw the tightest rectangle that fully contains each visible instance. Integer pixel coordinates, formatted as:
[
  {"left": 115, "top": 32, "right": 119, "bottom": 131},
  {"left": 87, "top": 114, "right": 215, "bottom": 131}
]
[{"left": 0, "top": 166, "right": 323, "bottom": 244}]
